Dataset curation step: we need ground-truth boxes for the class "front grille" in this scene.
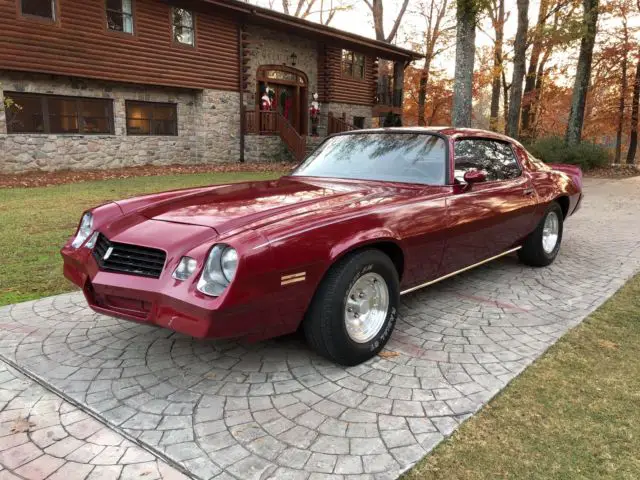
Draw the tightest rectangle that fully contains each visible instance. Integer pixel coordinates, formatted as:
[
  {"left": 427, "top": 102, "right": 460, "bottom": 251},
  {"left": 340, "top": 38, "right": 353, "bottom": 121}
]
[{"left": 92, "top": 233, "right": 166, "bottom": 279}]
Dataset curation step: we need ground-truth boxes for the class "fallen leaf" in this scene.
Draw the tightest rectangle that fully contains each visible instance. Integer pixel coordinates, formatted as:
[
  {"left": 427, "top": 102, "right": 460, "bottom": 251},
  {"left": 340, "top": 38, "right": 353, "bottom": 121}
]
[
  {"left": 378, "top": 350, "right": 400, "bottom": 359},
  {"left": 598, "top": 340, "right": 618, "bottom": 350},
  {"left": 10, "top": 417, "right": 35, "bottom": 433},
  {"left": 0, "top": 162, "right": 292, "bottom": 189}
]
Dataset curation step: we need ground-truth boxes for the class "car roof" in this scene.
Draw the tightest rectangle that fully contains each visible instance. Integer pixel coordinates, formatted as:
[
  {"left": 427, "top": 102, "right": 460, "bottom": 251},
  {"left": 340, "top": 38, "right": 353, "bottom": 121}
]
[{"left": 344, "top": 127, "right": 520, "bottom": 145}]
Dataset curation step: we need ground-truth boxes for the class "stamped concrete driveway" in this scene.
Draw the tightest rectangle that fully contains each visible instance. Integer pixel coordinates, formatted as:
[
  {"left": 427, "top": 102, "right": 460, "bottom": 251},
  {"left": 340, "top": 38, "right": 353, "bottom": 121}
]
[{"left": 0, "top": 176, "right": 639, "bottom": 480}]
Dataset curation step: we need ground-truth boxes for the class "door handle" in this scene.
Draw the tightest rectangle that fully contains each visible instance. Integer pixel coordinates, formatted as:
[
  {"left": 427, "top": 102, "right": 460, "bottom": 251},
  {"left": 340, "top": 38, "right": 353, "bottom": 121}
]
[{"left": 523, "top": 188, "right": 535, "bottom": 196}]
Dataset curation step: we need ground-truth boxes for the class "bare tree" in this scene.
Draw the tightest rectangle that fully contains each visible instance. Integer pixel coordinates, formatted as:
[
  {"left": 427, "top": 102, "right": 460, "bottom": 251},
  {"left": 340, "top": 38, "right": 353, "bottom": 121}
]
[
  {"left": 615, "top": 8, "right": 630, "bottom": 164},
  {"left": 506, "top": 0, "right": 529, "bottom": 138},
  {"left": 364, "top": 0, "right": 411, "bottom": 42},
  {"left": 520, "top": 0, "right": 549, "bottom": 137},
  {"left": 452, "top": 0, "right": 479, "bottom": 127},
  {"left": 488, "top": 0, "right": 507, "bottom": 132},
  {"left": 258, "top": 0, "right": 353, "bottom": 25},
  {"left": 627, "top": 49, "right": 640, "bottom": 164},
  {"left": 566, "top": 0, "right": 599, "bottom": 146},
  {"left": 415, "top": 0, "right": 454, "bottom": 126}
]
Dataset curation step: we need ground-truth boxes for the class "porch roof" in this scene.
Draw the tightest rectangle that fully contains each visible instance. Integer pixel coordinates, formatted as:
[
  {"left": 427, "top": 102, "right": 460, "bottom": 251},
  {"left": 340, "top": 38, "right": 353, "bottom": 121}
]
[{"left": 191, "top": 0, "right": 422, "bottom": 62}]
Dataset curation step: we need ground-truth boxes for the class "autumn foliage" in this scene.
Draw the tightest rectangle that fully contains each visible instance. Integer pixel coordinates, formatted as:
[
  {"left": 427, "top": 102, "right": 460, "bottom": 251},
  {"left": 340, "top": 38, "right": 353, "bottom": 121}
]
[{"left": 400, "top": 0, "right": 640, "bottom": 164}]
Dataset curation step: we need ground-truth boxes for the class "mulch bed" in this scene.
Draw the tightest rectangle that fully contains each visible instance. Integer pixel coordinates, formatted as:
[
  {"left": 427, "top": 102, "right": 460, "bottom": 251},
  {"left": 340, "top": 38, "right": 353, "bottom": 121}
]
[
  {"left": 0, "top": 162, "right": 294, "bottom": 189},
  {"left": 585, "top": 165, "right": 640, "bottom": 179}
]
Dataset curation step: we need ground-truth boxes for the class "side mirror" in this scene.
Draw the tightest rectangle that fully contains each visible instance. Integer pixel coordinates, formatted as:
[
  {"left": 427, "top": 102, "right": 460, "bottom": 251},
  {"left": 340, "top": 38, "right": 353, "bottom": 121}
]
[{"left": 463, "top": 170, "right": 487, "bottom": 184}]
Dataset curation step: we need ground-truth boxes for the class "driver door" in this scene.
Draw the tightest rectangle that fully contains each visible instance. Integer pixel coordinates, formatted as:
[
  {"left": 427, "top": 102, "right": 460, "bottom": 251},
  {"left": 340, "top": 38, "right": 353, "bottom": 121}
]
[{"left": 440, "top": 138, "right": 538, "bottom": 275}]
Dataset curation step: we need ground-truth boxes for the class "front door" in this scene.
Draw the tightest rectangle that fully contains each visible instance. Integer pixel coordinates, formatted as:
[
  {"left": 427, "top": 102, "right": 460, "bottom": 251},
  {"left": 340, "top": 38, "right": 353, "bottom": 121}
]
[
  {"left": 256, "top": 65, "right": 308, "bottom": 135},
  {"left": 274, "top": 84, "right": 298, "bottom": 129}
]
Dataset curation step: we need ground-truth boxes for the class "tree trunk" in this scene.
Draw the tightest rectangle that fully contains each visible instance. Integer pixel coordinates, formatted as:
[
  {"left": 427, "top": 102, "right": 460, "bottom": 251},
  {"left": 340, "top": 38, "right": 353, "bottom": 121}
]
[
  {"left": 565, "top": 0, "right": 599, "bottom": 146},
  {"left": 528, "top": 9, "right": 559, "bottom": 137},
  {"left": 371, "top": 0, "right": 385, "bottom": 41},
  {"left": 418, "top": 65, "right": 431, "bottom": 126},
  {"left": 502, "top": 69, "right": 510, "bottom": 131},
  {"left": 368, "top": 0, "right": 409, "bottom": 42},
  {"left": 506, "top": 0, "right": 529, "bottom": 138},
  {"left": 614, "top": 15, "right": 629, "bottom": 164},
  {"left": 529, "top": 54, "right": 549, "bottom": 137},
  {"left": 615, "top": 52, "right": 628, "bottom": 164},
  {"left": 489, "top": 0, "right": 504, "bottom": 132},
  {"left": 521, "top": 0, "right": 549, "bottom": 138},
  {"left": 452, "top": 0, "right": 477, "bottom": 127},
  {"left": 626, "top": 50, "right": 640, "bottom": 164}
]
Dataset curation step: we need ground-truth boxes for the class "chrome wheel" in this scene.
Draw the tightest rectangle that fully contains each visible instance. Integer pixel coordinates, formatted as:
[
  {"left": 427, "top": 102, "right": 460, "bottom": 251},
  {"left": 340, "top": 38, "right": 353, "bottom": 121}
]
[
  {"left": 542, "top": 211, "right": 560, "bottom": 254},
  {"left": 344, "top": 272, "right": 389, "bottom": 343}
]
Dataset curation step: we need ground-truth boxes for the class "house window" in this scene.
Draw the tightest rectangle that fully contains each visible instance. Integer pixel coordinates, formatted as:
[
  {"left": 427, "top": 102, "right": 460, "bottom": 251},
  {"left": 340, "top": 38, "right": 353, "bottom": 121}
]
[
  {"left": 106, "top": 0, "right": 133, "bottom": 34},
  {"left": 126, "top": 101, "right": 177, "bottom": 135},
  {"left": 353, "top": 116, "right": 365, "bottom": 128},
  {"left": 4, "top": 92, "right": 114, "bottom": 134},
  {"left": 342, "top": 50, "right": 365, "bottom": 80},
  {"left": 20, "top": 0, "right": 55, "bottom": 19},
  {"left": 172, "top": 8, "right": 195, "bottom": 46}
]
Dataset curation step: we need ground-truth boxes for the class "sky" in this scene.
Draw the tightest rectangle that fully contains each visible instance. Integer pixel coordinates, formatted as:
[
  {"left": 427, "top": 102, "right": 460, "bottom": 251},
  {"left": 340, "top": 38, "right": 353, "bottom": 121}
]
[
  {"left": 251, "top": 0, "right": 639, "bottom": 82},
  {"left": 251, "top": 0, "right": 536, "bottom": 75}
]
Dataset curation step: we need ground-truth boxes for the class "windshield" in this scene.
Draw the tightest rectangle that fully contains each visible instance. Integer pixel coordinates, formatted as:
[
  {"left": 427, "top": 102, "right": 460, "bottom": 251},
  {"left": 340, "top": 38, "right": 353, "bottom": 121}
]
[{"left": 292, "top": 133, "right": 447, "bottom": 185}]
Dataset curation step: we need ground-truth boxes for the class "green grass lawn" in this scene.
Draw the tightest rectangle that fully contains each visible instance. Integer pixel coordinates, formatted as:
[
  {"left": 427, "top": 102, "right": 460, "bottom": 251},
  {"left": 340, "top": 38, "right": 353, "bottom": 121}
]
[
  {"left": 403, "top": 273, "right": 640, "bottom": 480},
  {"left": 0, "top": 171, "right": 282, "bottom": 306}
]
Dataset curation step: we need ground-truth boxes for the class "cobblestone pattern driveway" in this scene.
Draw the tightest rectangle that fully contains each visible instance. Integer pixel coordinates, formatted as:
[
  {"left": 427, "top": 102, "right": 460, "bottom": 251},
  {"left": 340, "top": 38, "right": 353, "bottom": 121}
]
[
  {"left": 0, "top": 362, "right": 189, "bottom": 479},
  {"left": 0, "top": 177, "right": 639, "bottom": 480}
]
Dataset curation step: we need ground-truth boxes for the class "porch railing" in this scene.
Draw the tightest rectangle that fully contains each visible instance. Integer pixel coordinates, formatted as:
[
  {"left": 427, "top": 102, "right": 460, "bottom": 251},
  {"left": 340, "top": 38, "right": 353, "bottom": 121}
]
[
  {"left": 327, "top": 112, "right": 358, "bottom": 135},
  {"left": 245, "top": 110, "right": 278, "bottom": 134},
  {"left": 277, "top": 113, "right": 306, "bottom": 163}
]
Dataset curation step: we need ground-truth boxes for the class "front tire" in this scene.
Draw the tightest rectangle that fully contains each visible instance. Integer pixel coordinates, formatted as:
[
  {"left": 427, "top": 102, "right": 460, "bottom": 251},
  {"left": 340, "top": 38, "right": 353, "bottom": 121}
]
[
  {"left": 303, "top": 249, "right": 400, "bottom": 366},
  {"left": 518, "top": 202, "right": 564, "bottom": 267}
]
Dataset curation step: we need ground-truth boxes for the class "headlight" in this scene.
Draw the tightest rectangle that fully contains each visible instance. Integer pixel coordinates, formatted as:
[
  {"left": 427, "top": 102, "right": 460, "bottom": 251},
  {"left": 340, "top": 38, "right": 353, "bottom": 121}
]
[
  {"left": 71, "top": 212, "right": 93, "bottom": 248},
  {"left": 173, "top": 257, "right": 198, "bottom": 281},
  {"left": 221, "top": 247, "right": 238, "bottom": 282},
  {"left": 197, "top": 245, "right": 238, "bottom": 297}
]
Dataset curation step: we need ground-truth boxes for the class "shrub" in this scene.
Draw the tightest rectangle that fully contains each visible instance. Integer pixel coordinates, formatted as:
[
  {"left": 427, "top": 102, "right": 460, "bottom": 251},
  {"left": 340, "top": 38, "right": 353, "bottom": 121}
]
[{"left": 526, "top": 136, "right": 610, "bottom": 171}]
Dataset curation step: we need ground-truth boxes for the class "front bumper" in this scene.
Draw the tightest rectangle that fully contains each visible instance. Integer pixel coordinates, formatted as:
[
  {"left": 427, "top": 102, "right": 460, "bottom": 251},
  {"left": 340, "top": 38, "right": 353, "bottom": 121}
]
[{"left": 61, "top": 245, "right": 277, "bottom": 339}]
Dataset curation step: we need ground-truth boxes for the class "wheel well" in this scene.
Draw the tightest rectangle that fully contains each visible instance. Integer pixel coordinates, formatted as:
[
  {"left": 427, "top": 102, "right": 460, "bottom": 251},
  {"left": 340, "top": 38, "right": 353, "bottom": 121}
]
[
  {"left": 556, "top": 196, "right": 569, "bottom": 218},
  {"left": 344, "top": 241, "right": 405, "bottom": 281}
]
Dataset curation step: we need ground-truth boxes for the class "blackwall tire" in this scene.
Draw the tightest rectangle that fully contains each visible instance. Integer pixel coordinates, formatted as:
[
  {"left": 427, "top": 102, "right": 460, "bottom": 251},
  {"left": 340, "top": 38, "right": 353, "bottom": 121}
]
[
  {"left": 518, "top": 202, "right": 564, "bottom": 267},
  {"left": 303, "top": 249, "right": 400, "bottom": 366}
]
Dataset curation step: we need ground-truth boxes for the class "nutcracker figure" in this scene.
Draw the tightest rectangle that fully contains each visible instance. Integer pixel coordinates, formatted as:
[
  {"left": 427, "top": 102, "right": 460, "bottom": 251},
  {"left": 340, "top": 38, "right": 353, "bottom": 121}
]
[
  {"left": 309, "top": 93, "right": 320, "bottom": 136},
  {"left": 260, "top": 86, "right": 273, "bottom": 111}
]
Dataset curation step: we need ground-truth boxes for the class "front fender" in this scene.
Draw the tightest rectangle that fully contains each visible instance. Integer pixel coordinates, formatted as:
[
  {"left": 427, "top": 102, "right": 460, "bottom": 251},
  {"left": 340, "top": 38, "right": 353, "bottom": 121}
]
[{"left": 328, "top": 228, "right": 400, "bottom": 263}]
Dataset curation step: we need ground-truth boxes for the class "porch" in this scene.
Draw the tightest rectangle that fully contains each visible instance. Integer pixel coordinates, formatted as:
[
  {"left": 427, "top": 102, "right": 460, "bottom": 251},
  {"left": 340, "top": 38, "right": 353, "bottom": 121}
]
[{"left": 243, "top": 109, "right": 360, "bottom": 162}]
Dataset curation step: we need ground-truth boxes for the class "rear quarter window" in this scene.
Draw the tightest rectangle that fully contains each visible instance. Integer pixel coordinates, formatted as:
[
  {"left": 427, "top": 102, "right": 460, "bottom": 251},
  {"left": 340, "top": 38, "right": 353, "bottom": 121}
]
[{"left": 454, "top": 139, "right": 522, "bottom": 182}]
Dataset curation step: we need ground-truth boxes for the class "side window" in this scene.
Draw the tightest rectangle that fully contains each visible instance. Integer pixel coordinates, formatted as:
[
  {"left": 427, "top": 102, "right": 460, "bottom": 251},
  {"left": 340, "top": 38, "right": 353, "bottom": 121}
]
[
  {"left": 454, "top": 139, "right": 521, "bottom": 182},
  {"left": 353, "top": 116, "right": 365, "bottom": 129},
  {"left": 21, "top": 0, "right": 55, "bottom": 20},
  {"left": 106, "top": 0, "right": 134, "bottom": 34}
]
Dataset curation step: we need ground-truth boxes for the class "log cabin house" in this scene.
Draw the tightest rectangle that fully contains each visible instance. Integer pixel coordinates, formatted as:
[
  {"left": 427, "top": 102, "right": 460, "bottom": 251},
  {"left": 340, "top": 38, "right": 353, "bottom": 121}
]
[{"left": 0, "top": 0, "right": 420, "bottom": 173}]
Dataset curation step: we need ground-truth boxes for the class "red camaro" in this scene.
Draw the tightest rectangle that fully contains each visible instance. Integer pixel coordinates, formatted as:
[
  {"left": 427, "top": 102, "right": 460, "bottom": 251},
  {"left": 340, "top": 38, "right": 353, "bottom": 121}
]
[{"left": 62, "top": 128, "right": 583, "bottom": 365}]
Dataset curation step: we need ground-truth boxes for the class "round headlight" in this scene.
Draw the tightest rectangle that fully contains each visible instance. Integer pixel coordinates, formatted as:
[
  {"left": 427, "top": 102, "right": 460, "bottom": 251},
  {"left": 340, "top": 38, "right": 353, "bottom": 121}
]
[
  {"left": 197, "top": 244, "right": 239, "bottom": 297},
  {"left": 220, "top": 247, "right": 238, "bottom": 282},
  {"left": 71, "top": 212, "right": 93, "bottom": 248}
]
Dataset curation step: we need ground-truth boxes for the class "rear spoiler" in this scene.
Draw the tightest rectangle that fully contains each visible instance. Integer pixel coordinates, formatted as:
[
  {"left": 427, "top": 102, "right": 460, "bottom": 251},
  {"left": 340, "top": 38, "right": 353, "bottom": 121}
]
[{"left": 549, "top": 163, "right": 583, "bottom": 190}]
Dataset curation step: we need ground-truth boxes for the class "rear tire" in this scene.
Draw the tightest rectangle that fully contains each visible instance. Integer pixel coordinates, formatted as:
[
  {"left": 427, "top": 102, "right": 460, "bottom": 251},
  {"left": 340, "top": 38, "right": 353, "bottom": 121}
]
[
  {"left": 518, "top": 202, "right": 564, "bottom": 267},
  {"left": 303, "top": 249, "right": 400, "bottom": 366}
]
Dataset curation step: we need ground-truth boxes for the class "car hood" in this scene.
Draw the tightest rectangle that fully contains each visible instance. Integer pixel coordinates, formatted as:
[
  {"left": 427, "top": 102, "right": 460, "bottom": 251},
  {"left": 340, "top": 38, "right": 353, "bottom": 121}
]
[{"left": 128, "top": 177, "right": 425, "bottom": 236}]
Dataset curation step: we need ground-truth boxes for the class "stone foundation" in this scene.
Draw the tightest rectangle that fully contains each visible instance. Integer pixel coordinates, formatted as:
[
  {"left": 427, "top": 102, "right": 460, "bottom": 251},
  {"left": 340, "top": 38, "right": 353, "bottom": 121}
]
[
  {"left": 0, "top": 72, "right": 241, "bottom": 173},
  {"left": 0, "top": 45, "right": 373, "bottom": 173},
  {"left": 244, "top": 135, "right": 293, "bottom": 163}
]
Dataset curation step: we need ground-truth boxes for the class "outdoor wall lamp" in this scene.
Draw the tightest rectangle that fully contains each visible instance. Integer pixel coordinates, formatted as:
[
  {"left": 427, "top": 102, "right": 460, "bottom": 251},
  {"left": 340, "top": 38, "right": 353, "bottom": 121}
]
[{"left": 290, "top": 52, "right": 297, "bottom": 66}]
